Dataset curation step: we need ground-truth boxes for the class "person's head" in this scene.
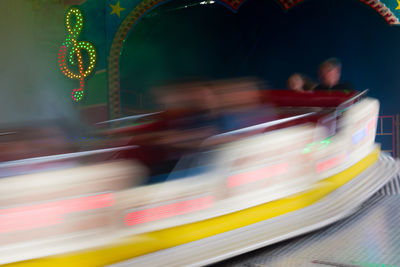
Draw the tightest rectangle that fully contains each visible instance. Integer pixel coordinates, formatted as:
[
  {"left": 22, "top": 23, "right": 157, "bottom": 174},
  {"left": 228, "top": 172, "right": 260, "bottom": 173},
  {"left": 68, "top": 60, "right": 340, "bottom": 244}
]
[
  {"left": 287, "top": 73, "right": 306, "bottom": 92},
  {"left": 318, "top": 58, "right": 342, "bottom": 88},
  {"left": 287, "top": 73, "right": 315, "bottom": 92}
]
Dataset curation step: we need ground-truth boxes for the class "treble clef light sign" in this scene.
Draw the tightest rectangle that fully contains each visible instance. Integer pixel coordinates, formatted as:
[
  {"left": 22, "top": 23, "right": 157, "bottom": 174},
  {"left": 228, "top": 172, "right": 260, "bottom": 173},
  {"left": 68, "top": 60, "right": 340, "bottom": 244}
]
[{"left": 58, "top": 7, "right": 96, "bottom": 102}]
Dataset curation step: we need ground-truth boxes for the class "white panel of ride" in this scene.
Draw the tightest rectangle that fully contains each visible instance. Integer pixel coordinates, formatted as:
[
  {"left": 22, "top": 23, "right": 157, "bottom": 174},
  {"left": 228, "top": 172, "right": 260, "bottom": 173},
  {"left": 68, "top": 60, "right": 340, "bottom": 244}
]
[
  {"left": 114, "top": 174, "right": 221, "bottom": 236},
  {"left": 113, "top": 99, "right": 380, "bottom": 237},
  {"left": 0, "top": 99, "right": 381, "bottom": 264},
  {"left": 114, "top": 124, "right": 327, "bottom": 235},
  {"left": 313, "top": 98, "right": 379, "bottom": 180},
  {"left": 0, "top": 160, "right": 146, "bottom": 264},
  {"left": 213, "top": 124, "right": 325, "bottom": 205}
]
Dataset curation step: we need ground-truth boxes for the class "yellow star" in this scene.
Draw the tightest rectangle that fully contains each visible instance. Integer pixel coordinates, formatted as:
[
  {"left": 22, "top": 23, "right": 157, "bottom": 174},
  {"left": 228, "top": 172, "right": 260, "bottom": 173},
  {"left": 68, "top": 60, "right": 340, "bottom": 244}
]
[
  {"left": 397, "top": 0, "right": 400, "bottom": 10},
  {"left": 110, "top": 1, "right": 125, "bottom": 17}
]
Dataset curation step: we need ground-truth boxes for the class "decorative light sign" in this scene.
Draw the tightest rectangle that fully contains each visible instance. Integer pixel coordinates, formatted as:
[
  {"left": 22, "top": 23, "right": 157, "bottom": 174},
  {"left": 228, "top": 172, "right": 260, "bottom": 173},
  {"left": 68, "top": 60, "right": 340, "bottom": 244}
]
[
  {"left": 316, "top": 152, "right": 347, "bottom": 174},
  {"left": 227, "top": 162, "right": 290, "bottom": 188},
  {"left": 124, "top": 195, "right": 214, "bottom": 226},
  {"left": 352, "top": 128, "right": 367, "bottom": 145},
  {"left": 58, "top": 7, "right": 96, "bottom": 102},
  {"left": 0, "top": 193, "right": 114, "bottom": 233},
  {"left": 352, "top": 118, "right": 377, "bottom": 145}
]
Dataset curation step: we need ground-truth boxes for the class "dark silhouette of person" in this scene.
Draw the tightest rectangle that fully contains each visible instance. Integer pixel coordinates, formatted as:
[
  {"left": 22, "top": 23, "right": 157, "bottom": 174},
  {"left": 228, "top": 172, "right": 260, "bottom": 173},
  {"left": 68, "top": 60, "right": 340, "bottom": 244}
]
[{"left": 314, "top": 58, "right": 354, "bottom": 91}]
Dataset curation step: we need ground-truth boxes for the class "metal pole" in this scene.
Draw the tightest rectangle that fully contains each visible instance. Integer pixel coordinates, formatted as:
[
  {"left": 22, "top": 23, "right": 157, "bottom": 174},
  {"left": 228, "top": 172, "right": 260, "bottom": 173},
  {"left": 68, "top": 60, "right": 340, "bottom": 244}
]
[{"left": 396, "top": 114, "right": 400, "bottom": 158}]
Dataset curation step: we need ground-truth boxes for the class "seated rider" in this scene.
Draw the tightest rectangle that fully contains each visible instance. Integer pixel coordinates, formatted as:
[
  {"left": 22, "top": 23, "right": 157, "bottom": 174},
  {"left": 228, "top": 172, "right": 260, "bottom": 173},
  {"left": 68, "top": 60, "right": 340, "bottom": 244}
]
[
  {"left": 287, "top": 73, "right": 316, "bottom": 92},
  {"left": 314, "top": 58, "right": 354, "bottom": 91}
]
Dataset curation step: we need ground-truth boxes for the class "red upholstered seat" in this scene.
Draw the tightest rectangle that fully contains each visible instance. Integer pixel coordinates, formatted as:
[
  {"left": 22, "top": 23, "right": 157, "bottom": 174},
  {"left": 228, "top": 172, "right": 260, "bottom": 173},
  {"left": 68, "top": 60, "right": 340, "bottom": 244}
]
[
  {"left": 261, "top": 90, "right": 357, "bottom": 108},
  {"left": 104, "top": 90, "right": 361, "bottom": 170},
  {"left": 256, "top": 89, "right": 359, "bottom": 133},
  {"left": 107, "top": 90, "right": 359, "bottom": 137}
]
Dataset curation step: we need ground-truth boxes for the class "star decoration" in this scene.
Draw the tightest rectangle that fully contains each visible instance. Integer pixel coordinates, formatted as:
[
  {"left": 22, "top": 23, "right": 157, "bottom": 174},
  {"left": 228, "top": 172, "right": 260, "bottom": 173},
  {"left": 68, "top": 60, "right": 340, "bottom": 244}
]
[
  {"left": 110, "top": 1, "right": 125, "bottom": 17},
  {"left": 397, "top": 0, "right": 400, "bottom": 10}
]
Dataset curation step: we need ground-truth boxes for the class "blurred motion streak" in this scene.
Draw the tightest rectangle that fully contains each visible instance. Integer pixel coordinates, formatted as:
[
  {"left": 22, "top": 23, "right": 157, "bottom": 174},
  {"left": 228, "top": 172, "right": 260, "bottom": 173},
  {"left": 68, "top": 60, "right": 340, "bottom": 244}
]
[
  {"left": 317, "top": 152, "right": 348, "bottom": 174},
  {"left": 124, "top": 195, "right": 214, "bottom": 226},
  {"left": 227, "top": 162, "right": 290, "bottom": 188},
  {"left": 0, "top": 74, "right": 382, "bottom": 265},
  {"left": 0, "top": 193, "right": 114, "bottom": 233}
]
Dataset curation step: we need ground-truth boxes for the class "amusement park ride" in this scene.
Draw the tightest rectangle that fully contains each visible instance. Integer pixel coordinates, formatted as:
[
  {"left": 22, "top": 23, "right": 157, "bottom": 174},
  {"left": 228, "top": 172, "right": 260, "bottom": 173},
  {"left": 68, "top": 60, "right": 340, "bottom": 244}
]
[
  {"left": 1, "top": 0, "right": 400, "bottom": 266},
  {"left": 0, "top": 89, "right": 398, "bottom": 266}
]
